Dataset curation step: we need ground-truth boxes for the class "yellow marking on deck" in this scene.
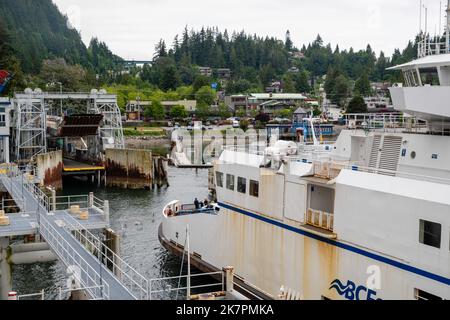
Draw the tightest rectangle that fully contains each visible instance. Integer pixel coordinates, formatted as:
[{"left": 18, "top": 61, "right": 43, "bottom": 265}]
[{"left": 63, "top": 166, "right": 105, "bottom": 172}]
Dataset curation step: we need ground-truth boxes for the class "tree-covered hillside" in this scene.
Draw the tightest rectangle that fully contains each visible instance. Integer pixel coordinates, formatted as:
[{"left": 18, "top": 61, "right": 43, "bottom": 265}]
[
  {"left": 147, "top": 27, "right": 419, "bottom": 94},
  {"left": 0, "top": 0, "right": 122, "bottom": 75},
  {"left": 0, "top": 0, "right": 422, "bottom": 105}
]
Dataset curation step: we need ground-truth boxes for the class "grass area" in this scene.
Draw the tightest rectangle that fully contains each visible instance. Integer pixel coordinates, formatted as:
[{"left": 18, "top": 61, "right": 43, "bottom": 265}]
[{"left": 123, "top": 127, "right": 166, "bottom": 137}]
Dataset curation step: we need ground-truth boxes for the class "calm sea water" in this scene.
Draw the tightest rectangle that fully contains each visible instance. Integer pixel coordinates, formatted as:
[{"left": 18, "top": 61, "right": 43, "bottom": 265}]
[{"left": 12, "top": 166, "right": 211, "bottom": 300}]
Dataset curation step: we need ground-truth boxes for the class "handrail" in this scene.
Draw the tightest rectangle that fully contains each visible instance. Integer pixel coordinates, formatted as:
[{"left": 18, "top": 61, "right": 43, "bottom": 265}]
[
  {"left": 39, "top": 212, "right": 110, "bottom": 299},
  {"left": 149, "top": 271, "right": 225, "bottom": 300},
  {"left": 17, "top": 290, "right": 45, "bottom": 300},
  {"left": 62, "top": 214, "right": 149, "bottom": 300},
  {"left": 343, "top": 163, "right": 450, "bottom": 185},
  {"left": 0, "top": 164, "right": 147, "bottom": 300},
  {"left": 305, "top": 158, "right": 450, "bottom": 185}
]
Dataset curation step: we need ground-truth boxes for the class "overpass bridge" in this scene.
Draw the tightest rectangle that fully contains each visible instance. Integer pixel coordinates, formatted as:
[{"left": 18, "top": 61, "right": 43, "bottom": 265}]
[{"left": 0, "top": 165, "right": 149, "bottom": 300}]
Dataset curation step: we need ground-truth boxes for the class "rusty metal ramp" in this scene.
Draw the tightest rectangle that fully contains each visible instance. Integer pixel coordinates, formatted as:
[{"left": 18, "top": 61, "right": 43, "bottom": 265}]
[{"left": 58, "top": 114, "right": 103, "bottom": 137}]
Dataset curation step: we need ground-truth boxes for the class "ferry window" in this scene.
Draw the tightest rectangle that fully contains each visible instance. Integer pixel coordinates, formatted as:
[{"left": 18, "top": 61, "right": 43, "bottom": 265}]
[
  {"left": 419, "top": 67, "right": 440, "bottom": 86},
  {"left": 419, "top": 220, "right": 441, "bottom": 249},
  {"left": 226, "top": 174, "right": 235, "bottom": 191},
  {"left": 249, "top": 180, "right": 259, "bottom": 197},
  {"left": 216, "top": 172, "right": 223, "bottom": 188},
  {"left": 414, "top": 289, "right": 443, "bottom": 300},
  {"left": 237, "top": 177, "right": 247, "bottom": 194}
]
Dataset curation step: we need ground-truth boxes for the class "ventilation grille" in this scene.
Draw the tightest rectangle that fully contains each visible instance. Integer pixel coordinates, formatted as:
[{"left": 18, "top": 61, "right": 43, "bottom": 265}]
[
  {"left": 378, "top": 136, "right": 403, "bottom": 176},
  {"left": 368, "top": 135, "right": 381, "bottom": 168}
]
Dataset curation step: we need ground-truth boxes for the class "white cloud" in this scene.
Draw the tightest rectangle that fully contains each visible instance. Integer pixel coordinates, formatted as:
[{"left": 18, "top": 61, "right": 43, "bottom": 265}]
[{"left": 52, "top": 0, "right": 446, "bottom": 60}]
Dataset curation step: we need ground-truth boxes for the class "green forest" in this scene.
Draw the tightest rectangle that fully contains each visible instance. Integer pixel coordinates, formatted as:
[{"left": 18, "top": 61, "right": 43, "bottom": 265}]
[{"left": 0, "top": 0, "right": 420, "bottom": 110}]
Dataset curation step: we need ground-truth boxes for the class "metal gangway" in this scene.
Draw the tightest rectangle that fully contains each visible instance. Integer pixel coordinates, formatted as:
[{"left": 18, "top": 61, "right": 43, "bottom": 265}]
[{"left": 0, "top": 164, "right": 149, "bottom": 300}]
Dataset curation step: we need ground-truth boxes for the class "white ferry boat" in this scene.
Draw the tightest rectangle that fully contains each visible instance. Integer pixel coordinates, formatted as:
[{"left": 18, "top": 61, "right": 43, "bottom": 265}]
[{"left": 159, "top": 7, "right": 450, "bottom": 300}]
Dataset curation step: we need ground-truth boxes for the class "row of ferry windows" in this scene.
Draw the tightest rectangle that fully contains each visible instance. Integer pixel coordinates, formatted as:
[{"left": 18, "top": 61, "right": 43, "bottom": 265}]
[{"left": 216, "top": 172, "right": 259, "bottom": 197}]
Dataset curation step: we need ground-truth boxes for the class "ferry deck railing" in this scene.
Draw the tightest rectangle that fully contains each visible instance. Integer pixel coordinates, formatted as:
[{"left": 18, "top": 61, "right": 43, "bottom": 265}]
[
  {"left": 148, "top": 271, "right": 224, "bottom": 300},
  {"left": 292, "top": 156, "right": 450, "bottom": 185},
  {"left": 417, "top": 39, "right": 450, "bottom": 58},
  {"left": 344, "top": 113, "right": 428, "bottom": 132},
  {"left": 306, "top": 209, "right": 334, "bottom": 232}
]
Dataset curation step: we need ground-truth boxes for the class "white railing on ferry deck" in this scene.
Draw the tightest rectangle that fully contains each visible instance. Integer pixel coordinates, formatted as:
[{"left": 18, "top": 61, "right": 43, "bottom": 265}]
[
  {"left": 306, "top": 209, "right": 334, "bottom": 232},
  {"left": 344, "top": 113, "right": 427, "bottom": 132},
  {"left": 302, "top": 158, "right": 450, "bottom": 185},
  {"left": 149, "top": 271, "right": 224, "bottom": 300},
  {"left": 417, "top": 39, "right": 449, "bottom": 58}
]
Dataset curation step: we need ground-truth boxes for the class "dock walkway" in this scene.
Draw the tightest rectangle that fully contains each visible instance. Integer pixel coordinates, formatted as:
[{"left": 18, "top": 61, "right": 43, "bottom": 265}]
[{"left": 0, "top": 167, "right": 148, "bottom": 300}]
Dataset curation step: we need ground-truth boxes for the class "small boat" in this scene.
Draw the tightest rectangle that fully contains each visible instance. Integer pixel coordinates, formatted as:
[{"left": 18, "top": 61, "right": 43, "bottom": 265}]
[{"left": 162, "top": 200, "right": 220, "bottom": 218}]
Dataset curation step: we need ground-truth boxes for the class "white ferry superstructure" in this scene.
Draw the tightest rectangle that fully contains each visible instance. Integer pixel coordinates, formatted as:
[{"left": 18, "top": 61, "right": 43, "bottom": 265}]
[{"left": 159, "top": 5, "right": 450, "bottom": 300}]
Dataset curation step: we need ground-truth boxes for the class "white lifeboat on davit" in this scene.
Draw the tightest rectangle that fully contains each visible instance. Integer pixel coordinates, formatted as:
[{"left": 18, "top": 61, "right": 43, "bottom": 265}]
[{"left": 162, "top": 200, "right": 220, "bottom": 218}]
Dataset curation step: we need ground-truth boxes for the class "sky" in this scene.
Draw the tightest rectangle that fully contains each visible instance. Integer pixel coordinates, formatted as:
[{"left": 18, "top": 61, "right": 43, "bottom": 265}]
[{"left": 52, "top": 0, "right": 447, "bottom": 60}]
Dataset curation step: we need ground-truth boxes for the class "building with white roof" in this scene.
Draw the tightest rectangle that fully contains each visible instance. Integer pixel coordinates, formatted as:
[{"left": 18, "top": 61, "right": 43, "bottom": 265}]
[{"left": 229, "top": 93, "right": 307, "bottom": 113}]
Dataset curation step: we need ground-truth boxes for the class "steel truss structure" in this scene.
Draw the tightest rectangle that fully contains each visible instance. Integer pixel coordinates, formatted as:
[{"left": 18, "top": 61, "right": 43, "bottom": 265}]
[
  {"left": 11, "top": 94, "right": 47, "bottom": 161},
  {"left": 11, "top": 90, "right": 125, "bottom": 162}
]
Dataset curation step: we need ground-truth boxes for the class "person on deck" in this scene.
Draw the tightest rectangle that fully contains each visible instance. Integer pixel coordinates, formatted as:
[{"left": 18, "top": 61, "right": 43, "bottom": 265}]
[{"left": 194, "top": 198, "right": 200, "bottom": 209}]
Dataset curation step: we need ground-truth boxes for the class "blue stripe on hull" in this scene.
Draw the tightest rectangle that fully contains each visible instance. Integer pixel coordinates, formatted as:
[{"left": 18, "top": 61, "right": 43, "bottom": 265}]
[{"left": 218, "top": 202, "right": 450, "bottom": 286}]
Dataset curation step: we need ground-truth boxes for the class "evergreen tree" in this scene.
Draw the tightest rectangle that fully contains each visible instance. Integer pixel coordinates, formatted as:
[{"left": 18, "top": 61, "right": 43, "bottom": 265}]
[
  {"left": 285, "top": 30, "right": 293, "bottom": 51},
  {"left": 347, "top": 95, "right": 368, "bottom": 113},
  {"left": 354, "top": 73, "right": 372, "bottom": 96}
]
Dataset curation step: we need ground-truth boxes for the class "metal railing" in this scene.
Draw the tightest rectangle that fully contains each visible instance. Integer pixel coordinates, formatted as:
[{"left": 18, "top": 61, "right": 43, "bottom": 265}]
[
  {"left": 58, "top": 285, "right": 107, "bottom": 300},
  {"left": 306, "top": 209, "right": 334, "bottom": 232},
  {"left": 417, "top": 39, "right": 449, "bottom": 58},
  {"left": 343, "top": 163, "right": 450, "bottom": 185},
  {"left": 16, "top": 285, "right": 107, "bottom": 300},
  {"left": 17, "top": 290, "right": 45, "bottom": 300},
  {"left": 344, "top": 113, "right": 428, "bottom": 132},
  {"left": 0, "top": 164, "right": 146, "bottom": 300},
  {"left": 38, "top": 212, "right": 110, "bottom": 300},
  {"left": 149, "top": 271, "right": 225, "bottom": 300},
  {"left": 298, "top": 157, "right": 450, "bottom": 186},
  {"left": 54, "top": 195, "right": 89, "bottom": 211},
  {"left": 62, "top": 215, "right": 149, "bottom": 300}
]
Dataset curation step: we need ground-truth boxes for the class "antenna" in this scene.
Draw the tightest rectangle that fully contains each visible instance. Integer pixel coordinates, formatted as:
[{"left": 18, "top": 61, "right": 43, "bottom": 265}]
[
  {"left": 447, "top": 0, "right": 450, "bottom": 52},
  {"left": 420, "top": 0, "right": 423, "bottom": 36}
]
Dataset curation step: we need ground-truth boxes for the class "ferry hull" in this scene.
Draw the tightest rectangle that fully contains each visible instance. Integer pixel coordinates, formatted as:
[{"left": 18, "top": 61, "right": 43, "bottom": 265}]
[{"left": 161, "top": 205, "right": 450, "bottom": 300}]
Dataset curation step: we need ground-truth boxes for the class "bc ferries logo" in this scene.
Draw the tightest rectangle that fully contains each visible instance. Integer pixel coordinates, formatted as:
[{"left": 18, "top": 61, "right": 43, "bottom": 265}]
[{"left": 329, "top": 279, "right": 382, "bottom": 300}]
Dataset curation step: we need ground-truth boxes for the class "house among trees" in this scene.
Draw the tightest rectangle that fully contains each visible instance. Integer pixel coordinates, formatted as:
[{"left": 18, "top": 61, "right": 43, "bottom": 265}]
[
  {"left": 197, "top": 66, "right": 213, "bottom": 77},
  {"left": 216, "top": 68, "right": 232, "bottom": 79},
  {"left": 228, "top": 93, "right": 306, "bottom": 113},
  {"left": 125, "top": 99, "right": 196, "bottom": 121}
]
